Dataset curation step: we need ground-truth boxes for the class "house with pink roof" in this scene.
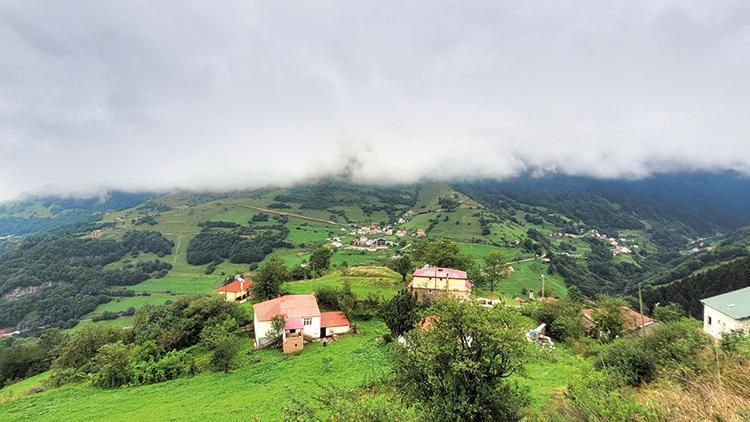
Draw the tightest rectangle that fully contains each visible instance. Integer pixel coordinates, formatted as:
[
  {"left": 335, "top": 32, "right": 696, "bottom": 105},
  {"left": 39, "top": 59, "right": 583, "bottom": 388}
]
[
  {"left": 252, "top": 294, "right": 351, "bottom": 353},
  {"left": 408, "top": 267, "right": 472, "bottom": 303}
]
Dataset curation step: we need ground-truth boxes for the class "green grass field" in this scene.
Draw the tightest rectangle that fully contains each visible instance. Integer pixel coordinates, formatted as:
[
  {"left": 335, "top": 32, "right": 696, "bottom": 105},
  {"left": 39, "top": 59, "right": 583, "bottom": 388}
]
[
  {"left": 131, "top": 273, "right": 220, "bottom": 294},
  {"left": 0, "top": 320, "right": 392, "bottom": 421},
  {"left": 87, "top": 293, "right": 175, "bottom": 316},
  {"left": 476, "top": 259, "right": 567, "bottom": 299},
  {"left": 283, "top": 266, "right": 403, "bottom": 299},
  {"left": 67, "top": 316, "right": 136, "bottom": 333}
]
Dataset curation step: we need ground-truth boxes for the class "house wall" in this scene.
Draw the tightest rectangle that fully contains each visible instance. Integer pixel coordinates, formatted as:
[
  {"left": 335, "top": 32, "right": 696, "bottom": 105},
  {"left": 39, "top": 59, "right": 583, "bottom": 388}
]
[
  {"left": 703, "top": 305, "right": 750, "bottom": 339},
  {"left": 410, "top": 287, "right": 470, "bottom": 303},
  {"left": 302, "top": 316, "right": 321, "bottom": 338},
  {"left": 283, "top": 335, "right": 304, "bottom": 354},
  {"left": 254, "top": 315, "right": 275, "bottom": 348},
  {"left": 324, "top": 325, "right": 350, "bottom": 336}
]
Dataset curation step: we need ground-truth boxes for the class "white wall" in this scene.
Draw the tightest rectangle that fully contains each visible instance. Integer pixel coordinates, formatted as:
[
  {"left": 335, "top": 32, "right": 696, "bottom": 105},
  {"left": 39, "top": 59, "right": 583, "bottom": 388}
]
[
  {"left": 703, "top": 305, "right": 750, "bottom": 339},
  {"left": 302, "top": 316, "right": 321, "bottom": 339},
  {"left": 325, "top": 325, "right": 350, "bottom": 335},
  {"left": 254, "top": 314, "right": 275, "bottom": 347}
]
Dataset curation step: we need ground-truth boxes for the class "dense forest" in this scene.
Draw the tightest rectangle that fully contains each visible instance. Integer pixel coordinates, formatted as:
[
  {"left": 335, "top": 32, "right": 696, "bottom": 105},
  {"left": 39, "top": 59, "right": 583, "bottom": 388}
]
[
  {"left": 0, "top": 230, "right": 174, "bottom": 329},
  {"left": 0, "top": 192, "right": 156, "bottom": 236},
  {"left": 646, "top": 256, "right": 750, "bottom": 318}
]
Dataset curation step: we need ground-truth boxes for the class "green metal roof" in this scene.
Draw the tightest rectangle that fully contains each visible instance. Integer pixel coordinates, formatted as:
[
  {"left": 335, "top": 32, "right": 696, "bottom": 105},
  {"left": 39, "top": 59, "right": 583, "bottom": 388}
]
[{"left": 700, "top": 287, "right": 750, "bottom": 320}]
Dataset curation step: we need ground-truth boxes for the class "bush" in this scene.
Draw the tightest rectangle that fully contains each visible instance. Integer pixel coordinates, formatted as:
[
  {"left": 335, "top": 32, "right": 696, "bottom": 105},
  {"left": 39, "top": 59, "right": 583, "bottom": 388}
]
[
  {"left": 91, "top": 341, "right": 131, "bottom": 388},
  {"left": 640, "top": 319, "right": 711, "bottom": 372},
  {"left": 314, "top": 286, "right": 340, "bottom": 310},
  {"left": 596, "top": 339, "right": 657, "bottom": 386}
]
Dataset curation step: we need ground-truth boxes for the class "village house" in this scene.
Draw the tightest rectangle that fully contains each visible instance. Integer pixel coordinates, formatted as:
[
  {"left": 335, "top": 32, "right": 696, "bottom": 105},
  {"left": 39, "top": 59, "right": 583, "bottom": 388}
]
[
  {"left": 700, "top": 287, "right": 750, "bottom": 339},
  {"left": 253, "top": 294, "right": 351, "bottom": 353},
  {"left": 216, "top": 274, "right": 253, "bottom": 302},
  {"left": 582, "top": 307, "right": 657, "bottom": 337},
  {"left": 416, "top": 228, "right": 426, "bottom": 237},
  {"left": 408, "top": 267, "right": 472, "bottom": 302}
]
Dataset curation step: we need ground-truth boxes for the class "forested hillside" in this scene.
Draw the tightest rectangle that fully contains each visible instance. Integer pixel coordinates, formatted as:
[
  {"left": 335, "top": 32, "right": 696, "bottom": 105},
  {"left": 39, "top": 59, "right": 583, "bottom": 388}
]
[{"left": 2, "top": 174, "right": 750, "bottom": 332}]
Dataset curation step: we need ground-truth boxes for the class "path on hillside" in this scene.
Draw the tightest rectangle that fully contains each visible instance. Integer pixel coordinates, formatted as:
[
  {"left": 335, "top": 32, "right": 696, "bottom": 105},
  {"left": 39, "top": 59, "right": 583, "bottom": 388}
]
[
  {"left": 238, "top": 205, "right": 339, "bottom": 225},
  {"left": 508, "top": 251, "right": 547, "bottom": 265},
  {"left": 172, "top": 235, "right": 183, "bottom": 266}
]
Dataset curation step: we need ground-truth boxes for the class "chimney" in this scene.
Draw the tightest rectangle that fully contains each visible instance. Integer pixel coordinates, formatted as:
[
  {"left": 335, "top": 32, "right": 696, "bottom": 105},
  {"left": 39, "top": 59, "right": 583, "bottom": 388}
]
[{"left": 529, "top": 289, "right": 535, "bottom": 301}]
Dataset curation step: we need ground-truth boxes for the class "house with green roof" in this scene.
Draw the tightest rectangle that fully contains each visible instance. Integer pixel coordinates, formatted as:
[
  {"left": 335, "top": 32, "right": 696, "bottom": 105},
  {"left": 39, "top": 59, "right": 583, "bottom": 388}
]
[{"left": 700, "top": 287, "right": 750, "bottom": 339}]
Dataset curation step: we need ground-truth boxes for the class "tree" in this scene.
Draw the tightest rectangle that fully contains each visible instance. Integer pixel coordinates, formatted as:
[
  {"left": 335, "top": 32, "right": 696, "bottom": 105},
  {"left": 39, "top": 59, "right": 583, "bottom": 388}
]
[
  {"left": 200, "top": 318, "right": 241, "bottom": 373},
  {"left": 424, "top": 239, "right": 473, "bottom": 270},
  {"left": 91, "top": 341, "right": 131, "bottom": 388},
  {"left": 252, "top": 256, "right": 289, "bottom": 300},
  {"left": 394, "top": 298, "right": 529, "bottom": 421},
  {"left": 482, "top": 252, "right": 509, "bottom": 292},
  {"left": 380, "top": 288, "right": 419, "bottom": 337},
  {"left": 390, "top": 255, "right": 413, "bottom": 282},
  {"left": 592, "top": 295, "right": 627, "bottom": 342},
  {"left": 309, "top": 246, "right": 333, "bottom": 276},
  {"left": 566, "top": 285, "right": 585, "bottom": 304},
  {"left": 339, "top": 278, "right": 357, "bottom": 318},
  {"left": 652, "top": 303, "right": 685, "bottom": 323}
]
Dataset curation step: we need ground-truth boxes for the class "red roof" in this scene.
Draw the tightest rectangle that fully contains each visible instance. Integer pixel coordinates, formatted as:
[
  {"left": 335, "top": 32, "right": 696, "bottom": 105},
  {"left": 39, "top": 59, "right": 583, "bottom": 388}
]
[
  {"left": 253, "top": 294, "right": 321, "bottom": 322},
  {"left": 284, "top": 317, "right": 303, "bottom": 330},
  {"left": 320, "top": 311, "right": 350, "bottom": 328},
  {"left": 217, "top": 277, "right": 254, "bottom": 293},
  {"left": 583, "top": 307, "right": 655, "bottom": 331},
  {"left": 412, "top": 267, "right": 467, "bottom": 280}
]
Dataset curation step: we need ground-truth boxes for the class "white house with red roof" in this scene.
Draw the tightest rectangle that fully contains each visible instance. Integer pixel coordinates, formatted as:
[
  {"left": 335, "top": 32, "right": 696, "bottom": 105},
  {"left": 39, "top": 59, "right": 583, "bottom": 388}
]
[
  {"left": 408, "top": 267, "right": 472, "bottom": 303},
  {"left": 217, "top": 274, "right": 253, "bottom": 302},
  {"left": 253, "top": 294, "right": 351, "bottom": 352}
]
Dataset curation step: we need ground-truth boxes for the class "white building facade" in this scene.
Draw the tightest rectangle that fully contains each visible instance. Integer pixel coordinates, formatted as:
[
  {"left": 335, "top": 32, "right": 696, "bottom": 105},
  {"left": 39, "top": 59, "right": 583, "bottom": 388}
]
[{"left": 700, "top": 287, "right": 750, "bottom": 339}]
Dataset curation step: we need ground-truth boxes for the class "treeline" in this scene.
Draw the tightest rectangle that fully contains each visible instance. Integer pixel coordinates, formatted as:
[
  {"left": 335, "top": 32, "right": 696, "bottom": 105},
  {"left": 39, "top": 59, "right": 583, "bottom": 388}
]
[
  {"left": 646, "top": 256, "right": 750, "bottom": 318},
  {"left": 0, "top": 231, "right": 174, "bottom": 329},
  {"left": 0, "top": 295, "right": 247, "bottom": 388},
  {"left": 186, "top": 221, "right": 291, "bottom": 269},
  {"left": 274, "top": 182, "right": 417, "bottom": 219}
]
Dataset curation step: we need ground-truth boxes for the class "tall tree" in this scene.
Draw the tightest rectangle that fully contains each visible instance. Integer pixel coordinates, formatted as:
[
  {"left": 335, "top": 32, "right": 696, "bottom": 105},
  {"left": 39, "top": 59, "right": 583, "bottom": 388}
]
[
  {"left": 339, "top": 278, "right": 357, "bottom": 318},
  {"left": 380, "top": 288, "right": 419, "bottom": 337},
  {"left": 390, "top": 254, "right": 413, "bottom": 282},
  {"left": 252, "top": 256, "right": 289, "bottom": 300},
  {"left": 309, "top": 246, "right": 332, "bottom": 276},
  {"left": 482, "top": 252, "right": 509, "bottom": 292},
  {"left": 423, "top": 239, "right": 473, "bottom": 270},
  {"left": 394, "top": 298, "right": 529, "bottom": 421}
]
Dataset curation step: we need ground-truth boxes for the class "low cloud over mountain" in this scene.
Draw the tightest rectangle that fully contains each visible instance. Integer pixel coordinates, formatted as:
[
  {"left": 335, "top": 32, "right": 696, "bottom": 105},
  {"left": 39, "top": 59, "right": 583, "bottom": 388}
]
[{"left": 1, "top": 1, "right": 749, "bottom": 200}]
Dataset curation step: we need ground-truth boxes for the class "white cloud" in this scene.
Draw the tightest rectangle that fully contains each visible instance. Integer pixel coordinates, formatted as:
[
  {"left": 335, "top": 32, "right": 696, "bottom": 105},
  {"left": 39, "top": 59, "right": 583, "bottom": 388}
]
[{"left": 1, "top": 0, "right": 749, "bottom": 200}]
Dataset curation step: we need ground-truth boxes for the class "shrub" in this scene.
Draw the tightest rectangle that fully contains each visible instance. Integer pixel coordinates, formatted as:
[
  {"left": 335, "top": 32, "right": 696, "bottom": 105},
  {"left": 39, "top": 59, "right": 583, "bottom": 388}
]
[
  {"left": 91, "top": 341, "right": 131, "bottom": 388},
  {"left": 596, "top": 339, "right": 657, "bottom": 386},
  {"left": 640, "top": 319, "right": 711, "bottom": 372},
  {"left": 314, "top": 286, "right": 340, "bottom": 310}
]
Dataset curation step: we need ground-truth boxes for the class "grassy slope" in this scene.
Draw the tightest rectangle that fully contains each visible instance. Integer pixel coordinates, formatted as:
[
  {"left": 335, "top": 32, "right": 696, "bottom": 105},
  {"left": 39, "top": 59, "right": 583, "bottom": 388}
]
[{"left": 0, "top": 320, "right": 392, "bottom": 422}]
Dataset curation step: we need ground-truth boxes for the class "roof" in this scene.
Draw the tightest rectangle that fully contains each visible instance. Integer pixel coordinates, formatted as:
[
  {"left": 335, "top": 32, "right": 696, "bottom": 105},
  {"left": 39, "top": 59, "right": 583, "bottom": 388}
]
[
  {"left": 700, "top": 287, "right": 750, "bottom": 320},
  {"left": 412, "top": 267, "right": 467, "bottom": 280},
  {"left": 420, "top": 315, "right": 439, "bottom": 331},
  {"left": 582, "top": 307, "right": 656, "bottom": 330},
  {"left": 217, "top": 277, "right": 254, "bottom": 293},
  {"left": 253, "top": 294, "right": 321, "bottom": 322},
  {"left": 284, "top": 317, "right": 303, "bottom": 330},
  {"left": 320, "top": 311, "right": 350, "bottom": 328}
]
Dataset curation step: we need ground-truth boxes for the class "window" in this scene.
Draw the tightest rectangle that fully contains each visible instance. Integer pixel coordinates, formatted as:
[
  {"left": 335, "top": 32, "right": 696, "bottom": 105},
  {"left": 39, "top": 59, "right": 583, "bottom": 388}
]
[
  {"left": 303, "top": 317, "right": 312, "bottom": 326},
  {"left": 707, "top": 316, "right": 712, "bottom": 325}
]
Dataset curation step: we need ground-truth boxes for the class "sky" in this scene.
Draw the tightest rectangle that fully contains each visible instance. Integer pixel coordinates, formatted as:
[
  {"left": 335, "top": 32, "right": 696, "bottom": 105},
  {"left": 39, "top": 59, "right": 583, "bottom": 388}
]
[{"left": 0, "top": 1, "right": 749, "bottom": 201}]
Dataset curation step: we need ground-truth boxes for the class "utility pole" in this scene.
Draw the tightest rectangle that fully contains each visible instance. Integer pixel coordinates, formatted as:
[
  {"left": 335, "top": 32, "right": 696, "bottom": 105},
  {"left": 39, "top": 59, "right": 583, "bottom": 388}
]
[
  {"left": 638, "top": 283, "right": 645, "bottom": 338},
  {"left": 311, "top": 262, "right": 315, "bottom": 292},
  {"left": 540, "top": 274, "right": 546, "bottom": 300}
]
